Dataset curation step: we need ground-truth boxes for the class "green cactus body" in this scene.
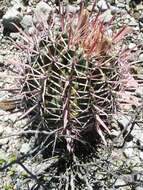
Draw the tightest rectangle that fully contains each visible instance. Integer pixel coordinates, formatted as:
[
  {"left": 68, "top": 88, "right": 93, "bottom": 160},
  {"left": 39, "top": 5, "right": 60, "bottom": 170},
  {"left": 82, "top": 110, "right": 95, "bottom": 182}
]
[{"left": 17, "top": 3, "right": 133, "bottom": 153}]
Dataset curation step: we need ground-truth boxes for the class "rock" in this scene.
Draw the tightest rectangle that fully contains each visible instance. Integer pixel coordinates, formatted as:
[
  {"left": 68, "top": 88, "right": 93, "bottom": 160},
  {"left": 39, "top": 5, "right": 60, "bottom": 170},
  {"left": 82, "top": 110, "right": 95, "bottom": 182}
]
[
  {"left": 22, "top": 0, "right": 30, "bottom": 6},
  {"left": 123, "top": 141, "right": 134, "bottom": 158},
  {"left": 97, "top": 0, "right": 108, "bottom": 12},
  {"left": 20, "top": 143, "right": 30, "bottom": 154},
  {"left": 117, "top": 2, "right": 126, "bottom": 8},
  {"left": 126, "top": 0, "right": 130, "bottom": 4},
  {"left": 114, "top": 178, "right": 126, "bottom": 187},
  {"left": 17, "top": 165, "right": 25, "bottom": 173},
  {"left": 7, "top": 139, "right": 21, "bottom": 153},
  {"left": 126, "top": 156, "right": 141, "bottom": 166},
  {"left": 126, "top": 3, "right": 132, "bottom": 11},
  {"left": 117, "top": 114, "right": 131, "bottom": 129},
  {"left": 33, "top": 1, "right": 52, "bottom": 25},
  {"left": 77, "top": 0, "right": 87, "bottom": 4},
  {"left": 25, "top": 7, "right": 33, "bottom": 15},
  {"left": 10, "top": 32, "right": 21, "bottom": 40},
  {"left": 131, "top": 124, "right": 143, "bottom": 143},
  {"left": 139, "top": 53, "right": 143, "bottom": 61},
  {"left": 140, "top": 25, "right": 143, "bottom": 32},
  {"left": 20, "top": 15, "right": 33, "bottom": 33},
  {"left": 68, "top": 5, "right": 79, "bottom": 14},
  {"left": 0, "top": 125, "right": 12, "bottom": 146},
  {"left": 139, "top": 11, "right": 143, "bottom": 23},
  {"left": 118, "top": 0, "right": 125, "bottom": 3},
  {"left": 28, "top": 27, "right": 36, "bottom": 36},
  {"left": 111, "top": 129, "right": 120, "bottom": 137},
  {"left": 135, "top": 88, "right": 143, "bottom": 98},
  {"left": 139, "top": 152, "right": 143, "bottom": 160},
  {"left": 139, "top": 17, "right": 143, "bottom": 31},
  {"left": 2, "top": 3, "right": 23, "bottom": 34},
  {"left": 139, "top": 15, "right": 143, "bottom": 23},
  {"left": 108, "top": 0, "right": 115, "bottom": 5},
  {"left": 122, "top": 174, "right": 134, "bottom": 184},
  {"left": 110, "top": 6, "right": 121, "bottom": 15},
  {"left": 87, "top": 4, "right": 98, "bottom": 12},
  {"left": 0, "top": 150, "right": 8, "bottom": 160},
  {"left": 0, "top": 55, "right": 4, "bottom": 67},
  {"left": 11, "top": 0, "right": 23, "bottom": 6},
  {"left": 132, "top": 171, "right": 143, "bottom": 182},
  {"left": 129, "top": 17, "right": 138, "bottom": 27},
  {"left": 136, "top": 187, "right": 143, "bottom": 190},
  {"left": 0, "top": 8, "right": 4, "bottom": 19},
  {"left": 0, "top": 125, "right": 4, "bottom": 136},
  {"left": 128, "top": 43, "right": 137, "bottom": 50},
  {"left": 5, "top": 126, "right": 13, "bottom": 134},
  {"left": 0, "top": 137, "right": 9, "bottom": 145},
  {"left": 137, "top": 4, "right": 143, "bottom": 10},
  {"left": 99, "top": 9, "right": 112, "bottom": 23}
]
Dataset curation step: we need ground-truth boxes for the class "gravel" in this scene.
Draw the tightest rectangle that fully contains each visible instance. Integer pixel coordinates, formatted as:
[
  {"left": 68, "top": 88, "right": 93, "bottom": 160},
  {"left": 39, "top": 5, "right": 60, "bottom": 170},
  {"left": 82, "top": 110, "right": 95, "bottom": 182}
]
[{"left": 0, "top": 0, "right": 143, "bottom": 189}]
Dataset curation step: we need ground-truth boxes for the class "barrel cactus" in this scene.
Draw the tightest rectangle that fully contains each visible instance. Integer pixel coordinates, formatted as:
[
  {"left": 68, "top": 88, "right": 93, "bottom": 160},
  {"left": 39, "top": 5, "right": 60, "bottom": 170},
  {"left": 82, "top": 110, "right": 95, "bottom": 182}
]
[{"left": 12, "top": 2, "right": 134, "bottom": 155}]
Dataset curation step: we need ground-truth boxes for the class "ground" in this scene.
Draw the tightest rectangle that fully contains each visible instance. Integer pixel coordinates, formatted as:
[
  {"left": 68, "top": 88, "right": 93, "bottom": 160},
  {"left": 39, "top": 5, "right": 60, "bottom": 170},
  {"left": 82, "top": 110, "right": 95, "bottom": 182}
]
[{"left": 0, "top": 0, "right": 143, "bottom": 190}]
